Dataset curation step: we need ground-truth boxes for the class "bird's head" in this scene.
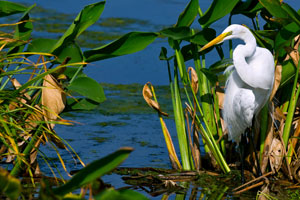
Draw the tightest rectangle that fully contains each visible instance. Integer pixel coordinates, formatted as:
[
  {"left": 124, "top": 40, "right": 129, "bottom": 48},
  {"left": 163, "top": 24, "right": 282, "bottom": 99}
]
[{"left": 200, "top": 24, "right": 251, "bottom": 51}]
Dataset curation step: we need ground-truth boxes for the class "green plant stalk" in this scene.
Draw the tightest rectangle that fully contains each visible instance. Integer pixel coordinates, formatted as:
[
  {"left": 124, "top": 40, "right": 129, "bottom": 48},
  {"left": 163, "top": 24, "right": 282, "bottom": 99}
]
[
  {"left": 259, "top": 104, "right": 268, "bottom": 162},
  {"left": 282, "top": 60, "right": 300, "bottom": 149},
  {"left": 183, "top": 73, "right": 229, "bottom": 172},
  {"left": 172, "top": 65, "right": 193, "bottom": 170},
  {"left": 173, "top": 40, "right": 188, "bottom": 85},
  {"left": 186, "top": 82, "right": 230, "bottom": 173},
  {"left": 199, "top": 55, "right": 218, "bottom": 137},
  {"left": 10, "top": 126, "right": 41, "bottom": 177},
  {"left": 69, "top": 65, "right": 84, "bottom": 84}
]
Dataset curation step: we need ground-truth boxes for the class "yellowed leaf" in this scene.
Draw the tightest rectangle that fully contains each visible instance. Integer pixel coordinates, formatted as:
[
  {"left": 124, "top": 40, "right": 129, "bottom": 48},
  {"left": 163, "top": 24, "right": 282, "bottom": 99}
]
[{"left": 42, "top": 74, "right": 66, "bottom": 129}]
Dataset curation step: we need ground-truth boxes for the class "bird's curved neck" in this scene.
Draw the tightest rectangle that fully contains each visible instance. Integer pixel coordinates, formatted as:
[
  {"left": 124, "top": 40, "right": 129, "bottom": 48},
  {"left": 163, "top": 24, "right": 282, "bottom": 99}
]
[{"left": 239, "top": 34, "right": 256, "bottom": 58}]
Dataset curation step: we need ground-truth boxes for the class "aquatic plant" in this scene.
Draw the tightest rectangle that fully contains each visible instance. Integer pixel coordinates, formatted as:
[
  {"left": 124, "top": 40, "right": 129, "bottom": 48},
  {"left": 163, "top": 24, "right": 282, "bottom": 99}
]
[{"left": 143, "top": 0, "right": 300, "bottom": 195}]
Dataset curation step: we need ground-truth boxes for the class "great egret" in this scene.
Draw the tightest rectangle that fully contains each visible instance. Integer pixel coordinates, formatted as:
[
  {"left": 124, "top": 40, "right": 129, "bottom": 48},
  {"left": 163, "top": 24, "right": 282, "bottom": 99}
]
[{"left": 200, "top": 24, "right": 275, "bottom": 182}]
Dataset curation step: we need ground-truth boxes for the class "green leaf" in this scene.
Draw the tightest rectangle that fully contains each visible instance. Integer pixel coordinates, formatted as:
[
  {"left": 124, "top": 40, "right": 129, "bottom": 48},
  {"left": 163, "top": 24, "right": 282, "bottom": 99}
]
[
  {"left": 259, "top": 0, "right": 289, "bottom": 19},
  {"left": 275, "top": 22, "right": 300, "bottom": 59},
  {"left": 8, "top": 4, "right": 35, "bottom": 54},
  {"left": 232, "top": 1, "right": 263, "bottom": 18},
  {"left": 190, "top": 28, "right": 216, "bottom": 45},
  {"left": 280, "top": 60, "right": 297, "bottom": 88},
  {"left": 200, "top": 68, "right": 218, "bottom": 85},
  {"left": 84, "top": 32, "right": 158, "bottom": 62},
  {"left": 199, "top": 0, "right": 239, "bottom": 28},
  {"left": 0, "top": 169, "right": 21, "bottom": 200},
  {"left": 160, "top": 27, "right": 192, "bottom": 40},
  {"left": 53, "top": 147, "right": 133, "bottom": 196},
  {"left": 95, "top": 188, "right": 148, "bottom": 200},
  {"left": 66, "top": 98, "right": 99, "bottom": 110},
  {"left": 64, "top": 67, "right": 86, "bottom": 79},
  {"left": 27, "top": 38, "right": 57, "bottom": 53},
  {"left": 51, "top": 1, "right": 105, "bottom": 55},
  {"left": 175, "top": 0, "right": 199, "bottom": 27},
  {"left": 0, "top": 1, "right": 27, "bottom": 17},
  {"left": 67, "top": 77, "right": 106, "bottom": 103},
  {"left": 208, "top": 58, "right": 233, "bottom": 74},
  {"left": 281, "top": 3, "right": 300, "bottom": 26},
  {"left": 56, "top": 42, "right": 83, "bottom": 63}
]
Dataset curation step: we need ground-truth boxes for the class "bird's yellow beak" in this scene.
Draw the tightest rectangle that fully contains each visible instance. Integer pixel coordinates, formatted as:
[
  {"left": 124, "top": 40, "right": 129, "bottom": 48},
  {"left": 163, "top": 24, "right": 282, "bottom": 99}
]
[{"left": 200, "top": 31, "right": 232, "bottom": 51}]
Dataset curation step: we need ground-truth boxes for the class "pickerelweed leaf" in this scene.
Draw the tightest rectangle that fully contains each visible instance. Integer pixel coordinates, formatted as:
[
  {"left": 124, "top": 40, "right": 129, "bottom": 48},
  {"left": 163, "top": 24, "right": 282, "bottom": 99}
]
[
  {"left": 67, "top": 77, "right": 106, "bottom": 103},
  {"left": 160, "top": 27, "right": 192, "bottom": 40},
  {"left": 51, "top": 1, "right": 105, "bottom": 55},
  {"left": 175, "top": 0, "right": 199, "bottom": 27},
  {"left": 190, "top": 28, "right": 216, "bottom": 45},
  {"left": 84, "top": 32, "right": 158, "bottom": 62},
  {"left": 0, "top": 1, "right": 27, "bottom": 17},
  {"left": 199, "top": 0, "right": 239, "bottom": 28},
  {"left": 8, "top": 4, "right": 35, "bottom": 54},
  {"left": 53, "top": 147, "right": 133, "bottom": 196},
  {"left": 27, "top": 38, "right": 57, "bottom": 53}
]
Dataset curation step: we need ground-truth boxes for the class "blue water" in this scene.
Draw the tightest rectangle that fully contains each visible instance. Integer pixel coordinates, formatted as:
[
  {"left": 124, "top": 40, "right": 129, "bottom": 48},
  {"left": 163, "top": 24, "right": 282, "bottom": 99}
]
[{"left": 8, "top": 0, "right": 300, "bottom": 199}]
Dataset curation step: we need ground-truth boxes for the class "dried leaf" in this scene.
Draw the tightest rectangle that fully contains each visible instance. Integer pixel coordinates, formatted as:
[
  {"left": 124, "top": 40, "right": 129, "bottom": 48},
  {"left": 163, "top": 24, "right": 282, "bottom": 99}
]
[
  {"left": 216, "top": 87, "right": 224, "bottom": 109},
  {"left": 258, "top": 184, "right": 270, "bottom": 200},
  {"left": 261, "top": 117, "right": 274, "bottom": 174},
  {"left": 291, "top": 160, "right": 300, "bottom": 183},
  {"left": 270, "top": 65, "right": 282, "bottom": 101},
  {"left": 42, "top": 74, "right": 66, "bottom": 129},
  {"left": 269, "top": 138, "right": 284, "bottom": 173},
  {"left": 188, "top": 67, "right": 198, "bottom": 94},
  {"left": 142, "top": 82, "right": 168, "bottom": 116}
]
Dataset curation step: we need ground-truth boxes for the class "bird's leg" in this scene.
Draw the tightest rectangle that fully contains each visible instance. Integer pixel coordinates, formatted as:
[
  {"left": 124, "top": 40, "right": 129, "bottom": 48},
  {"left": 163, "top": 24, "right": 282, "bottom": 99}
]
[
  {"left": 248, "top": 128, "right": 262, "bottom": 177},
  {"left": 239, "top": 134, "right": 247, "bottom": 184}
]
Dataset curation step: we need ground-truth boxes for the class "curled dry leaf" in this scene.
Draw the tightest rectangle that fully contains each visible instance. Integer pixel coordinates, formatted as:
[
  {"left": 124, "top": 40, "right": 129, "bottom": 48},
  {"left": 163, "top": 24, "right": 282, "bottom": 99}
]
[
  {"left": 270, "top": 64, "right": 282, "bottom": 101},
  {"left": 269, "top": 138, "right": 284, "bottom": 173},
  {"left": 188, "top": 67, "right": 198, "bottom": 94},
  {"left": 42, "top": 74, "right": 66, "bottom": 129},
  {"left": 142, "top": 82, "right": 168, "bottom": 116}
]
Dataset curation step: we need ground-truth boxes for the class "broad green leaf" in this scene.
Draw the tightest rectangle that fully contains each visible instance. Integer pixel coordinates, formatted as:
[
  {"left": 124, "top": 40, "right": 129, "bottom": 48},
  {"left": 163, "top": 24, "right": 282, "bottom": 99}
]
[
  {"left": 190, "top": 28, "right": 216, "bottom": 45},
  {"left": 95, "top": 188, "right": 148, "bottom": 200},
  {"left": 84, "top": 32, "right": 158, "bottom": 62},
  {"left": 56, "top": 42, "right": 83, "bottom": 63},
  {"left": 232, "top": 1, "right": 264, "bottom": 18},
  {"left": 281, "top": 3, "right": 300, "bottom": 26},
  {"left": 175, "top": 0, "right": 199, "bottom": 27},
  {"left": 0, "top": 169, "right": 21, "bottom": 200},
  {"left": 67, "top": 77, "right": 106, "bottom": 103},
  {"left": 66, "top": 98, "right": 99, "bottom": 110},
  {"left": 208, "top": 58, "right": 233, "bottom": 74},
  {"left": 275, "top": 22, "right": 300, "bottom": 59},
  {"left": 53, "top": 147, "right": 133, "bottom": 196},
  {"left": 199, "top": 0, "right": 239, "bottom": 28},
  {"left": 280, "top": 60, "right": 297, "bottom": 88},
  {"left": 200, "top": 68, "right": 218, "bottom": 85},
  {"left": 64, "top": 67, "right": 86, "bottom": 79},
  {"left": 0, "top": 1, "right": 27, "bottom": 17},
  {"left": 8, "top": 4, "right": 35, "bottom": 54},
  {"left": 27, "top": 38, "right": 57, "bottom": 53},
  {"left": 51, "top": 1, "right": 105, "bottom": 55},
  {"left": 160, "top": 27, "right": 192, "bottom": 40},
  {"left": 259, "top": 0, "right": 289, "bottom": 19}
]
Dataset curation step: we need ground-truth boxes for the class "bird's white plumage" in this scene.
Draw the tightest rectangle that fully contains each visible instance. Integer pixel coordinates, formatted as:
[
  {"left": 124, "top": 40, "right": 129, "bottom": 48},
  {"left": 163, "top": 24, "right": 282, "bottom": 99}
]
[{"left": 220, "top": 24, "right": 275, "bottom": 143}]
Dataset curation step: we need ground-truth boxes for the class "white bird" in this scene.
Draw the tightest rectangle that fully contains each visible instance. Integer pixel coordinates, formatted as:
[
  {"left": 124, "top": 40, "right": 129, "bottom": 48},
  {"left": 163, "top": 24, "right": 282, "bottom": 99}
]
[{"left": 200, "top": 24, "right": 275, "bottom": 180}]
